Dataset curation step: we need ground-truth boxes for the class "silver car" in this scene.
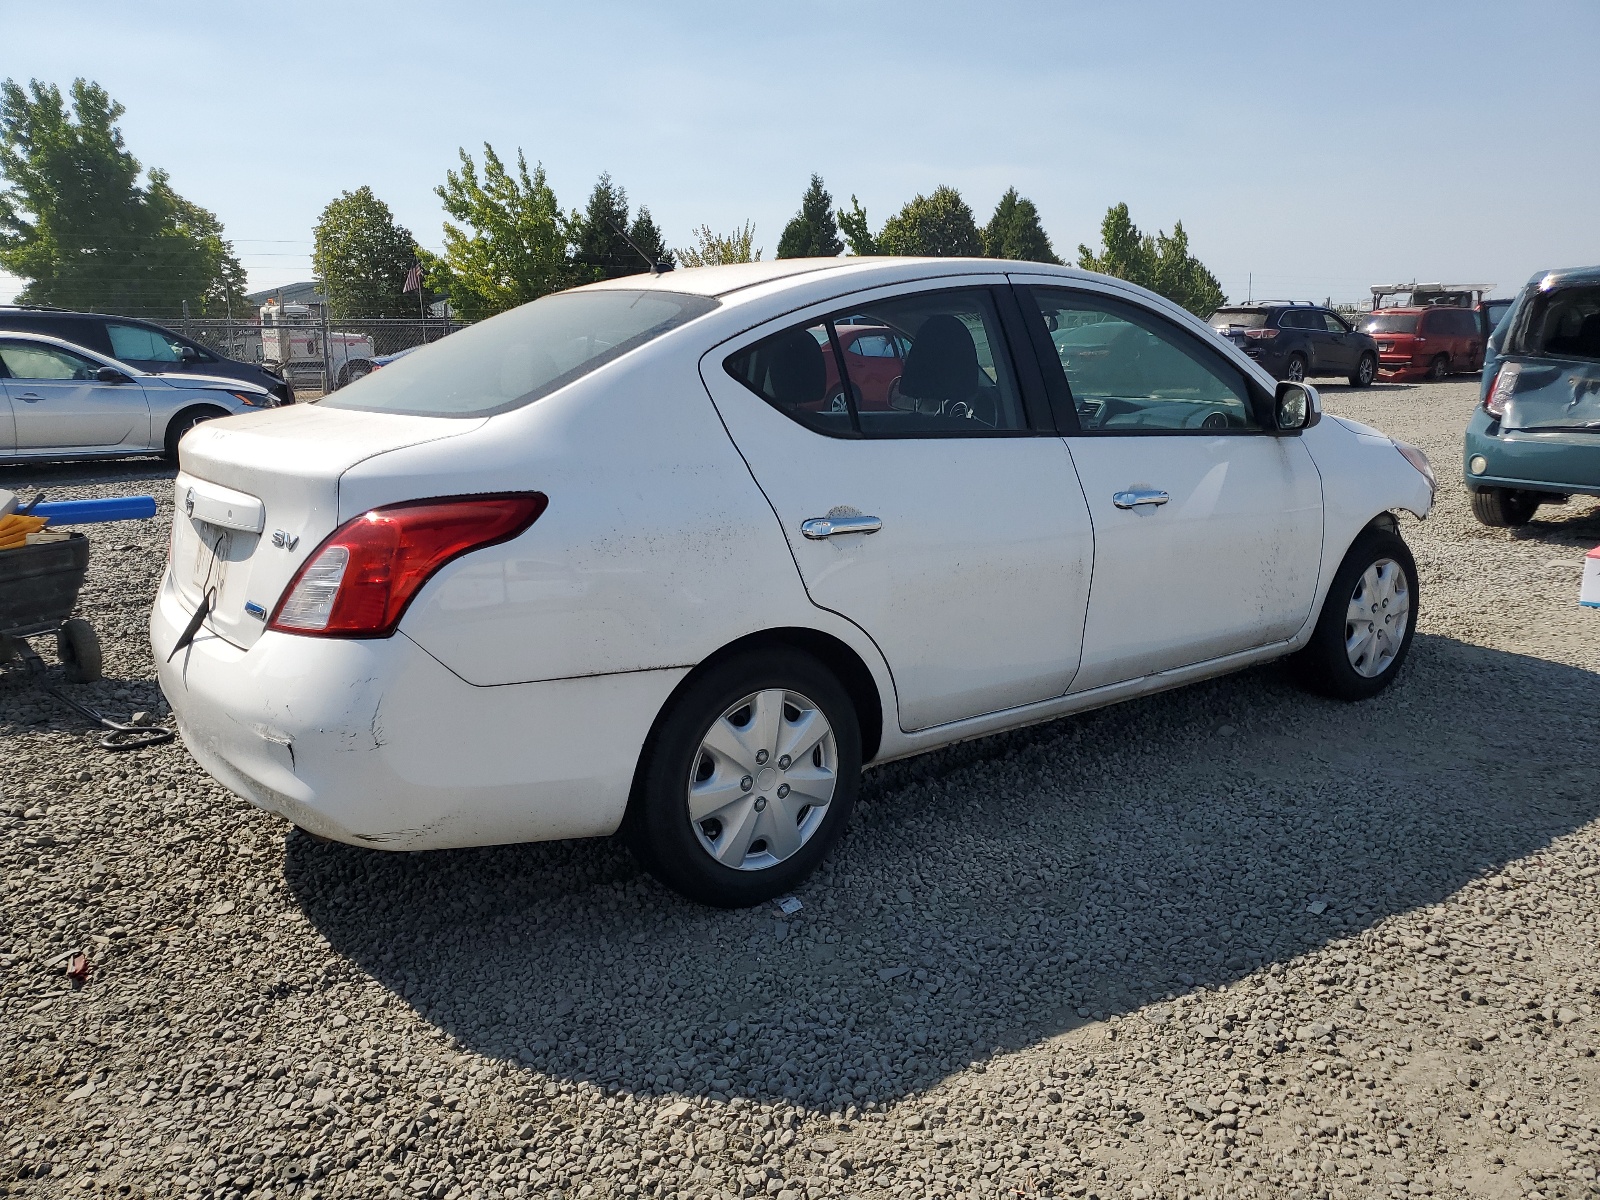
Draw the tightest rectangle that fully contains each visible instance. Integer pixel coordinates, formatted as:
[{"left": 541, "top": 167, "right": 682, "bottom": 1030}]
[{"left": 0, "top": 331, "right": 280, "bottom": 464}]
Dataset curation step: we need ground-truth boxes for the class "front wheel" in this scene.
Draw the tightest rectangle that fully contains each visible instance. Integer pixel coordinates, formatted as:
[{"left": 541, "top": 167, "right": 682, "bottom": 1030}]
[
  {"left": 1470, "top": 487, "right": 1538, "bottom": 527},
  {"left": 1290, "top": 527, "right": 1418, "bottom": 701},
  {"left": 57, "top": 617, "right": 102, "bottom": 684},
  {"left": 626, "top": 649, "right": 861, "bottom": 907},
  {"left": 1349, "top": 353, "right": 1376, "bottom": 387},
  {"left": 163, "top": 406, "right": 227, "bottom": 463},
  {"left": 1283, "top": 354, "right": 1307, "bottom": 383}
]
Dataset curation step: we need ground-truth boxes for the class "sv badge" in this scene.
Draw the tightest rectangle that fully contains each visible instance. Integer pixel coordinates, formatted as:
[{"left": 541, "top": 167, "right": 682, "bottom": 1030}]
[{"left": 271, "top": 529, "right": 300, "bottom": 551}]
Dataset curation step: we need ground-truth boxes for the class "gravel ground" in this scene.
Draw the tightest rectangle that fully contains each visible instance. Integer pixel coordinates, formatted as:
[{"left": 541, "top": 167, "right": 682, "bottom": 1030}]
[{"left": 3, "top": 378, "right": 1599, "bottom": 1200}]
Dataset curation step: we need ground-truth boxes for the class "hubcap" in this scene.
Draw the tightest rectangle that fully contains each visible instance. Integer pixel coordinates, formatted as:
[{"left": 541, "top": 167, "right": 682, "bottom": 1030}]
[
  {"left": 688, "top": 688, "right": 837, "bottom": 871},
  {"left": 1361, "top": 357, "right": 1374, "bottom": 384},
  {"left": 1287, "top": 359, "right": 1305, "bottom": 382},
  {"left": 1344, "top": 558, "right": 1411, "bottom": 678}
]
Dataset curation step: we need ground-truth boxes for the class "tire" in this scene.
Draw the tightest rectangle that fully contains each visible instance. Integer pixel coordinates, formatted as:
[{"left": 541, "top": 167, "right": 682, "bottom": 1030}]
[
  {"left": 338, "top": 360, "right": 374, "bottom": 388},
  {"left": 57, "top": 618, "right": 102, "bottom": 684},
  {"left": 1284, "top": 354, "right": 1307, "bottom": 383},
  {"left": 1469, "top": 487, "right": 1539, "bottom": 527},
  {"left": 164, "top": 406, "right": 228, "bottom": 463},
  {"left": 1291, "top": 527, "right": 1418, "bottom": 702},
  {"left": 1427, "top": 354, "right": 1450, "bottom": 381},
  {"left": 626, "top": 648, "right": 862, "bottom": 908},
  {"left": 1349, "top": 353, "right": 1376, "bottom": 388}
]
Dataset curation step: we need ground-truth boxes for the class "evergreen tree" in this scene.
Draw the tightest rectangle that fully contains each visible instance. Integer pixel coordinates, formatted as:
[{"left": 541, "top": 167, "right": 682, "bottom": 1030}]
[
  {"left": 876, "top": 186, "right": 983, "bottom": 257},
  {"left": 981, "top": 187, "right": 1060, "bottom": 264},
  {"left": 313, "top": 186, "right": 425, "bottom": 319},
  {"left": 571, "top": 173, "right": 635, "bottom": 280},
  {"left": 431, "top": 144, "right": 572, "bottom": 320},
  {"left": 776, "top": 174, "right": 843, "bottom": 259},
  {"left": 0, "top": 77, "right": 247, "bottom": 318},
  {"left": 627, "top": 206, "right": 673, "bottom": 269},
  {"left": 1078, "top": 203, "right": 1224, "bottom": 317}
]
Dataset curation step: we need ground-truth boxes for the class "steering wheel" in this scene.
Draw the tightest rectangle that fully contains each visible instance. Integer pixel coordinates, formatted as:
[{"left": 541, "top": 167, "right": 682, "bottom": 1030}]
[{"left": 1200, "top": 411, "right": 1230, "bottom": 430}]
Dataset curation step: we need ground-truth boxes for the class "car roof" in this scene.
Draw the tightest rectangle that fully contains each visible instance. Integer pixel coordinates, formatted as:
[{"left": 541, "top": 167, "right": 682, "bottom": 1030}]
[{"left": 1527, "top": 264, "right": 1600, "bottom": 288}]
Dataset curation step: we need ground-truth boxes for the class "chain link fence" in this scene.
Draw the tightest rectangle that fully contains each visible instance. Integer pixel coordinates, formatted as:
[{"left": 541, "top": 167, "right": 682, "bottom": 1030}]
[{"left": 180, "top": 311, "right": 469, "bottom": 399}]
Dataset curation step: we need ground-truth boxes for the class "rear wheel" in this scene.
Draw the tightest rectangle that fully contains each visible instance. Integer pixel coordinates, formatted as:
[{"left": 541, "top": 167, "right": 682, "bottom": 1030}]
[
  {"left": 1469, "top": 487, "right": 1539, "bottom": 527},
  {"left": 1284, "top": 354, "right": 1307, "bottom": 383},
  {"left": 163, "top": 405, "right": 228, "bottom": 463},
  {"left": 1291, "top": 527, "right": 1418, "bottom": 701},
  {"left": 627, "top": 649, "right": 861, "bottom": 907},
  {"left": 57, "top": 618, "right": 102, "bottom": 684},
  {"left": 1349, "top": 353, "right": 1376, "bottom": 387},
  {"left": 1427, "top": 354, "right": 1450, "bottom": 381}
]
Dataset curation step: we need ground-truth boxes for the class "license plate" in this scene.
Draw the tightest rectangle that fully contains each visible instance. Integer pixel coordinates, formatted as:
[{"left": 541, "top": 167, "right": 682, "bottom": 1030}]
[
  {"left": 189, "top": 523, "right": 232, "bottom": 594},
  {"left": 1378, "top": 342, "right": 1393, "bottom": 351}
]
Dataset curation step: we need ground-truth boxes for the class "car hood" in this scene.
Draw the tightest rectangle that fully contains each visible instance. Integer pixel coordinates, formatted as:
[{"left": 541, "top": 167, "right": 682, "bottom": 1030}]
[
  {"left": 1331, "top": 414, "right": 1388, "bottom": 440},
  {"left": 142, "top": 371, "right": 268, "bottom": 394}
]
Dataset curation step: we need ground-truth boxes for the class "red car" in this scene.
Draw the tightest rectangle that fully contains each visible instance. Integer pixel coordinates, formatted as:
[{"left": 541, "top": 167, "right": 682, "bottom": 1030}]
[
  {"left": 815, "top": 323, "right": 910, "bottom": 411},
  {"left": 1360, "top": 306, "right": 1485, "bottom": 380}
]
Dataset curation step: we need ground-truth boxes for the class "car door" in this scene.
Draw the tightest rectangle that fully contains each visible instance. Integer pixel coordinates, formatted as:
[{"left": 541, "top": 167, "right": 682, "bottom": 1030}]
[
  {"left": 1320, "top": 311, "right": 1358, "bottom": 371},
  {"left": 700, "top": 280, "right": 1095, "bottom": 732},
  {"left": 1015, "top": 282, "right": 1324, "bottom": 692},
  {"left": 0, "top": 375, "right": 17, "bottom": 453},
  {"left": 0, "top": 339, "right": 151, "bottom": 451}
]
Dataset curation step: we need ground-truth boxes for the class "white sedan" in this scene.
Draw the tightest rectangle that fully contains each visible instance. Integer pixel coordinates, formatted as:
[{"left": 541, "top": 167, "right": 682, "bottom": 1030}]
[
  {"left": 0, "top": 331, "right": 280, "bottom": 462},
  {"left": 150, "top": 259, "right": 1434, "bottom": 907}
]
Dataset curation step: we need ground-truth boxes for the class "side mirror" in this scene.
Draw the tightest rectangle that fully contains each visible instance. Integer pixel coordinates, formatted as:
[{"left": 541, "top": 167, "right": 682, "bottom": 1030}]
[
  {"left": 178, "top": 344, "right": 200, "bottom": 362},
  {"left": 95, "top": 367, "right": 132, "bottom": 384},
  {"left": 1274, "top": 381, "right": 1320, "bottom": 431}
]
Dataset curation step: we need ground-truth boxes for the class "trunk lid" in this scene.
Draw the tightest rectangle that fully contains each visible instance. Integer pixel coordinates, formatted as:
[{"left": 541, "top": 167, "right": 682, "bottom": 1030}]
[
  {"left": 168, "top": 404, "right": 484, "bottom": 649},
  {"left": 1502, "top": 357, "right": 1600, "bottom": 435}
]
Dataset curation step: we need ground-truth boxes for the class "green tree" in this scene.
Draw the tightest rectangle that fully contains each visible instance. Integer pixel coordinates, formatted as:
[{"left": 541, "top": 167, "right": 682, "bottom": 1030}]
[
  {"left": 776, "top": 174, "right": 843, "bottom": 259},
  {"left": 837, "top": 195, "right": 876, "bottom": 256},
  {"left": 877, "top": 186, "right": 983, "bottom": 257},
  {"left": 0, "top": 77, "right": 247, "bottom": 318},
  {"left": 569, "top": 174, "right": 674, "bottom": 280},
  {"left": 312, "top": 186, "right": 425, "bottom": 319},
  {"left": 1077, "top": 202, "right": 1225, "bottom": 316},
  {"left": 981, "top": 187, "right": 1060, "bottom": 264},
  {"left": 627, "top": 206, "right": 673, "bottom": 269},
  {"left": 677, "top": 222, "right": 761, "bottom": 267},
  {"left": 430, "top": 143, "right": 571, "bottom": 320}
]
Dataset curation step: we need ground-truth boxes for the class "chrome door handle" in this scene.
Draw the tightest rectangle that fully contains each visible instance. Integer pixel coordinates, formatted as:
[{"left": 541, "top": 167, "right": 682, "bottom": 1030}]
[
  {"left": 17, "top": 392, "right": 42, "bottom": 402},
  {"left": 1112, "top": 489, "right": 1170, "bottom": 509},
  {"left": 800, "top": 514, "right": 882, "bottom": 539}
]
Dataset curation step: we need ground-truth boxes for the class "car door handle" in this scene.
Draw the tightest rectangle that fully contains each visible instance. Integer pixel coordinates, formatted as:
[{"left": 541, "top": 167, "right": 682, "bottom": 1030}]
[
  {"left": 800, "top": 514, "right": 883, "bottom": 539},
  {"left": 16, "top": 392, "right": 42, "bottom": 402},
  {"left": 1112, "top": 489, "right": 1170, "bottom": 509}
]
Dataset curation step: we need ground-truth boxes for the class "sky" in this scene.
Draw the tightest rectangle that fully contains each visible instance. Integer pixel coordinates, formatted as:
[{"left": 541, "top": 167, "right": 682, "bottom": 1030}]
[{"left": 2, "top": 0, "right": 1597, "bottom": 308}]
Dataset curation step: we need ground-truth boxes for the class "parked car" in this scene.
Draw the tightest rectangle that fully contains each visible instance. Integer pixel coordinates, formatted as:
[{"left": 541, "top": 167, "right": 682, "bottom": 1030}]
[
  {"left": 151, "top": 258, "right": 1434, "bottom": 907},
  {"left": 1359, "top": 306, "right": 1485, "bottom": 380},
  {"left": 1208, "top": 303, "right": 1379, "bottom": 386},
  {"left": 0, "top": 305, "right": 293, "bottom": 403},
  {"left": 0, "top": 331, "right": 279, "bottom": 463},
  {"left": 1464, "top": 264, "right": 1600, "bottom": 526}
]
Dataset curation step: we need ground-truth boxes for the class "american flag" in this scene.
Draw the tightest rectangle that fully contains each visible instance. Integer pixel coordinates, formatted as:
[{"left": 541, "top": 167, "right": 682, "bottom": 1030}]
[{"left": 402, "top": 264, "right": 422, "bottom": 294}]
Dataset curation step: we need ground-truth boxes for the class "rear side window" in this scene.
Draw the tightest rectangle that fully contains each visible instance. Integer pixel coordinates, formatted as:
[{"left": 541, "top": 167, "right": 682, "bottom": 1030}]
[
  {"left": 320, "top": 289, "right": 719, "bottom": 418},
  {"left": 725, "top": 288, "right": 1028, "bottom": 437}
]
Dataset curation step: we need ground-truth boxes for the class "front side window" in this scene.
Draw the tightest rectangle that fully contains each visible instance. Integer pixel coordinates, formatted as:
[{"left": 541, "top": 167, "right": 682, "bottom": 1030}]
[
  {"left": 107, "top": 323, "right": 182, "bottom": 362},
  {"left": 0, "top": 341, "right": 98, "bottom": 380},
  {"left": 321, "top": 289, "right": 719, "bottom": 418},
  {"left": 1322, "top": 312, "right": 1350, "bottom": 333},
  {"left": 725, "top": 288, "right": 1028, "bottom": 436},
  {"left": 1029, "top": 290, "right": 1259, "bottom": 432}
]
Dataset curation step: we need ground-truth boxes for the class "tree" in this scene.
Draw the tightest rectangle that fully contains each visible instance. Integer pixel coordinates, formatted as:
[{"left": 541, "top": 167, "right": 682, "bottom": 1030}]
[
  {"left": 312, "top": 186, "right": 425, "bottom": 319},
  {"left": 1077, "top": 202, "right": 1225, "bottom": 317},
  {"left": 0, "top": 77, "right": 248, "bottom": 318},
  {"left": 876, "top": 186, "right": 983, "bottom": 257},
  {"left": 569, "top": 174, "right": 674, "bottom": 281},
  {"left": 430, "top": 143, "right": 571, "bottom": 320},
  {"left": 776, "top": 174, "right": 843, "bottom": 259},
  {"left": 837, "top": 195, "right": 876, "bottom": 256},
  {"left": 982, "top": 187, "right": 1060, "bottom": 264},
  {"left": 677, "top": 222, "right": 761, "bottom": 267},
  {"left": 627, "top": 206, "right": 673, "bottom": 269}
]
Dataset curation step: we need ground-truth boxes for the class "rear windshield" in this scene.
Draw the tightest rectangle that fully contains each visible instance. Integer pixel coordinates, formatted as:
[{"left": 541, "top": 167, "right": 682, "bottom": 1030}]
[
  {"left": 1361, "top": 313, "right": 1420, "bottom": 334},
  {"left": 319, "top": 289, "right": 719, "bottom": 417},
  {"left": 1510, "top": 284, "right": 1600, "bottom": 361},
  {"left": 1209, "top": 310, "right": 1268, "bottom": 329}
]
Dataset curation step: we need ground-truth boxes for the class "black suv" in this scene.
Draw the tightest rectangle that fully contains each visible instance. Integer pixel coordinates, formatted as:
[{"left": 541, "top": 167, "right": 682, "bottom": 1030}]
[
  {"left": 0, "top": 306, "right": 292, "bottom": 402},
  {"left": 1208, "top": 303, "right": 1379, "bottom": 387}
]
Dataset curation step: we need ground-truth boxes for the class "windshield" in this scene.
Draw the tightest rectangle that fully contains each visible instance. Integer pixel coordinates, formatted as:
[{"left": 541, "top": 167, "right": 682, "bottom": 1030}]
[
  {"left": 1362, "top": 313, "right": 1420, "bottom": 334},
  {"left": 1209, "top": 310, "right": 1268, "bottom": 330},
  {"left": 320, "top": 289, "right": 719, "bottom": 417}
]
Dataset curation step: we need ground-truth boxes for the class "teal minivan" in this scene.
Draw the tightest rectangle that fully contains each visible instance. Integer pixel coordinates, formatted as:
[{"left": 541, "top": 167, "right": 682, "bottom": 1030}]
[{"left": 1465, "top": 265, "right": 1600, "bottom": 526}]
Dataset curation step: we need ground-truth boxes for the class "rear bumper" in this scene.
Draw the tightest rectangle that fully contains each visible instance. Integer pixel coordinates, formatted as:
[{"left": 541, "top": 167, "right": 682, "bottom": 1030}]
[
  {"left": 1462, "top": 410, "right": 1600, "bottom": 496},
  {"left": 150, "top": 569, "right": 686, "bottom": 850}
]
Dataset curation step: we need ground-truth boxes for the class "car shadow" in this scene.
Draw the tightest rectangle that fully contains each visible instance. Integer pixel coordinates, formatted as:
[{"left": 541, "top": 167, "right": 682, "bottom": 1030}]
[
  {"left": 283, "top": 633, "right": 1600, "bottom": 1113},
  {"left": 1510, "top": 499, "right": 1600, "bottom": 544}
]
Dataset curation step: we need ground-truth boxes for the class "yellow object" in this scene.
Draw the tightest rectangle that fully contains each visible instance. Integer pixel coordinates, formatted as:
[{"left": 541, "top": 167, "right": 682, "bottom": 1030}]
[{"left": 0, "top": 513, "right": 49, "bottom": 549}]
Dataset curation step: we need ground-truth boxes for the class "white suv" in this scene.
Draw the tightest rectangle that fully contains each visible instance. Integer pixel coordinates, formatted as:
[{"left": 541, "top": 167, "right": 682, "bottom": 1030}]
[{"left": 151, "top": 258, "right": 1434, "bottom": 907}]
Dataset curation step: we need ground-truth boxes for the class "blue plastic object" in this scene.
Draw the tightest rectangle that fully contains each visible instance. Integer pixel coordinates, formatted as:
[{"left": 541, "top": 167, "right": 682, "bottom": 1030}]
[{"left": 31, "top": 496, "right": 158, "bottom": 525}]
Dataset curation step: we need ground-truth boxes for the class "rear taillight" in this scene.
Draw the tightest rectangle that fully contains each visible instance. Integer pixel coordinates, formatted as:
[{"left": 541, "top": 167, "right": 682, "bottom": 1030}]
[
  {"left": 1483, "top": 362, "right": 1520, "bottom": 419},
  {"left": 1244, "top": 328, "right": 1279, "bottom": 340},
  {"left": 268, "top": 493, "right": 547, "bottom": 637}
]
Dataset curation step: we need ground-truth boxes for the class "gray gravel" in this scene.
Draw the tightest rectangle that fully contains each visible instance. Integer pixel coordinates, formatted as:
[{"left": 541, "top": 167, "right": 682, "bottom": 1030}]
[{"left": 3, "top": 379, "right": 1599, "bottom": 1200}]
